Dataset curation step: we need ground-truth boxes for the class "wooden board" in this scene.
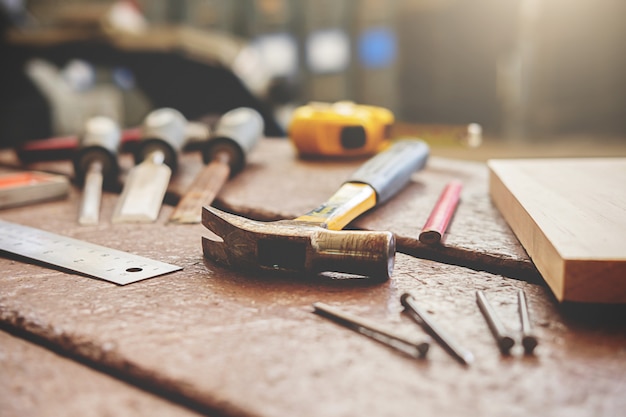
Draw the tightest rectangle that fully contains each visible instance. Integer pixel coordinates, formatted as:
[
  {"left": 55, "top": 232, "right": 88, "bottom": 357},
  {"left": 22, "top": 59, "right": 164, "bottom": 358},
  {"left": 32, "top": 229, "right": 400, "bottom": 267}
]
[{"left": 488, "top": 158, "right": 626, "bottom": 303}]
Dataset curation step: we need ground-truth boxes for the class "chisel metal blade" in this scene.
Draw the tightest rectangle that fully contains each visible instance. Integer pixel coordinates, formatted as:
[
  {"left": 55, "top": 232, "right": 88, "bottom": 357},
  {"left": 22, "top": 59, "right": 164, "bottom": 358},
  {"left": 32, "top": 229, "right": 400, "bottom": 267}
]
[
  {"left": 112, "top": 151, "right": 171, "bottom": 223},
  {"left": 78, "top": 161, "right": 104, "bottom": 225}
]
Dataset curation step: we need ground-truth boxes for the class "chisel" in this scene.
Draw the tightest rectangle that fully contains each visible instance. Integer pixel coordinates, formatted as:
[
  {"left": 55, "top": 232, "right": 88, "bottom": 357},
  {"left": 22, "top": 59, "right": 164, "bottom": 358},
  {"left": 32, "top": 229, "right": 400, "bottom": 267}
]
[
  {"left": 73, "top": 116, "right": 122, "bottom": 225},
  {"left": 170, "top": 107, "right": 264, "bottom": 224},
  {"left": 112, "top": 108, "right": 201, "bottom": 223}
]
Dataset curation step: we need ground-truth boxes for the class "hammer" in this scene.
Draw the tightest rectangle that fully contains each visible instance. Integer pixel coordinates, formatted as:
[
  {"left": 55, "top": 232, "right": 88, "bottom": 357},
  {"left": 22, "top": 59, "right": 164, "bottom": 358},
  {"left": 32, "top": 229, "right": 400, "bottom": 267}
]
[{"left": 202, "top": 139, "right": 429, "bottom": 281}]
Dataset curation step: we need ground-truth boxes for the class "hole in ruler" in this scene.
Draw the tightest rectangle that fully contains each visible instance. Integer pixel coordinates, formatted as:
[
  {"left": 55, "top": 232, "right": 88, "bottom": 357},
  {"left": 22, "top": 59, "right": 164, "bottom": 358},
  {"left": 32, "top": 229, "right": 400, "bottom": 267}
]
[{"left": 126, "top": 267, "right": 143, "bottom": 273}]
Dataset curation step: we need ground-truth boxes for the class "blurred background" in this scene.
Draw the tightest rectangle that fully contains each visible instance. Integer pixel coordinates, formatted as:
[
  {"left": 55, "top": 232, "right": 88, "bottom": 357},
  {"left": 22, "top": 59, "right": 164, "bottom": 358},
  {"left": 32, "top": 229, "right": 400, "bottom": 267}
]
[{"left": 1, "top": 0, "right": 625, "bottom": 157}]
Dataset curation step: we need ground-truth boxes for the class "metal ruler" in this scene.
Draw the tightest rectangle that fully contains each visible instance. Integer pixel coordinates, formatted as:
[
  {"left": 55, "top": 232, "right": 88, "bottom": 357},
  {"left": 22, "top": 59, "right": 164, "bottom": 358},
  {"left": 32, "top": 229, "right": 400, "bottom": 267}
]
[{"left": 0, "top": 219, "right": 182, "bottom": 285}]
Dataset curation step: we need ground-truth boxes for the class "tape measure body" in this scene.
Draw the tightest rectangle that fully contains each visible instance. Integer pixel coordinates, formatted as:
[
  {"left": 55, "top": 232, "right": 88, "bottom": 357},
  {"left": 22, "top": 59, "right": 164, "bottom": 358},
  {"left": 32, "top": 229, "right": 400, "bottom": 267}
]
[{"left": 288, "top": 101, "right": 394, "bottom": 157}]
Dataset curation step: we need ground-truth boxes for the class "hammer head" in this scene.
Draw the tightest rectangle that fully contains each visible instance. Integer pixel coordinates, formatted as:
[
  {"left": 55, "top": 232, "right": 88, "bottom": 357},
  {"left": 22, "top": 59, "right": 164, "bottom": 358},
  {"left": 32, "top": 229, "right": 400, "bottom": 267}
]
[{"left": 202, "top": 206, "right": 395, "bottom": 282}]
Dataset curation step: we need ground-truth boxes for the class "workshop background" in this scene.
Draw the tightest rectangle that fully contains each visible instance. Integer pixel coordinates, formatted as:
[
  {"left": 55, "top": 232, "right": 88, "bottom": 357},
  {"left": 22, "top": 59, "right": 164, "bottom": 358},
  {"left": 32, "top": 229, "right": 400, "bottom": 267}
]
[{"left": 1, "top": 0, "right": 625, "bottom": 148}]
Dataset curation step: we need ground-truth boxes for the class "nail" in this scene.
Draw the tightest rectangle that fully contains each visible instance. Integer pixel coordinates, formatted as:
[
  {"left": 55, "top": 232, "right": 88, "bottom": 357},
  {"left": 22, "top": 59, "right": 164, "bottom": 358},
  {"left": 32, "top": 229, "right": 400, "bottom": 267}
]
[
  {"left": 476, "top": 290, "right": 515, "bottom": 355},
  {"left": 401, "top": 293, "right": 473, "bottom": 366},
  {"left": 517, "top": 289, "right": 538, "bottom": 355},
  {"left": 313, "top": 302, "right": 430, "bottom": 359}
]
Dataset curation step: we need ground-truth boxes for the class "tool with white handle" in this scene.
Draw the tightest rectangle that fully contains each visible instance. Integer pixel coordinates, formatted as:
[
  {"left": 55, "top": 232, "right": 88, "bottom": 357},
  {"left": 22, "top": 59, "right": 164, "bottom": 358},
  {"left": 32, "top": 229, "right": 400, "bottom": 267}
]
[
  {"left": 112, "top": 108, "right": 201, "bottom": 223},
  {"left": 170, "top": 107, "right": 263, "bottom": 224},
  {"left": 73, "top": 116, "right": 121, "bottom": 225}
]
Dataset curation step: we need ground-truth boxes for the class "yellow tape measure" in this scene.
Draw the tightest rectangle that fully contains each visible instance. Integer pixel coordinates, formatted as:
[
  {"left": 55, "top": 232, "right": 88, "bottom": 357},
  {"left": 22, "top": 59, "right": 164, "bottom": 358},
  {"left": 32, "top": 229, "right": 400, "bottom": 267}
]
[{"left": 288, "top": 101, "right": 394, "bottom": 158}]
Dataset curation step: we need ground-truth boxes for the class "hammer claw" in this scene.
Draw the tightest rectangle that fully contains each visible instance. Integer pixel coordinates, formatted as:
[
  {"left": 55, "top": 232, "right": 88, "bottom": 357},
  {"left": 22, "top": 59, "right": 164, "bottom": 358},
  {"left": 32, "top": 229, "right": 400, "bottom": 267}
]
[
  {"left": 201, "top": 205, "right": 247, "bottom": 239},
  {"left": 201, "top": 206, "right": 259, "bottom": 266},
  {"left": 201, "top": 236, "right": 230, "bottom": 266}
]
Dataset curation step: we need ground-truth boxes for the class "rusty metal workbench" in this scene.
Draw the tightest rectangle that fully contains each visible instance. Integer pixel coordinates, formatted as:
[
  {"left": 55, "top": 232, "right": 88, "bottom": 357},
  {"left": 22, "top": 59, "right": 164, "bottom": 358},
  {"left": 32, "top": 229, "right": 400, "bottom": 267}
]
[{"left": 1, "top": 139, "right": 625, "bottom": 417}]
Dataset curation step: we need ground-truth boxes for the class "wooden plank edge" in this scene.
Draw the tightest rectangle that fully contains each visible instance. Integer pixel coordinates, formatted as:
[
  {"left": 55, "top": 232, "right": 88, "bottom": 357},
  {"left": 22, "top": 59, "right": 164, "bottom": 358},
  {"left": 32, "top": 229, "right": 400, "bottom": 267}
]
[
  {"left": 488, "top": 161, "right": 626, "bottom": 303},
  {"left": 487, "top": 162, "right": 565, "bottom": 301},
  {"left": 564, "top": 259, "right": 626, "bottom": 304}
]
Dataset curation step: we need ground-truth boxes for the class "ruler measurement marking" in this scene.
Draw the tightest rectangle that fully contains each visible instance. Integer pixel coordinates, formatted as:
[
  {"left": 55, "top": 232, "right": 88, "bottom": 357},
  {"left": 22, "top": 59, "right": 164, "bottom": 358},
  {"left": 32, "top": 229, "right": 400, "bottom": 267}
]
[{"left": 0, "top": 220, "right": 181, "bottom": 285}]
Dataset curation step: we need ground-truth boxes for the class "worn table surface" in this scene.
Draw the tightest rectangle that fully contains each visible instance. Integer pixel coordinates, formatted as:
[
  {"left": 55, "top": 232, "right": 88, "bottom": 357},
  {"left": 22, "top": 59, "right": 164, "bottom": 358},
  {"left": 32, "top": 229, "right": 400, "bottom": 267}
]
[{"left": 1, "top": 139, "right": 625, "bottom": 417}]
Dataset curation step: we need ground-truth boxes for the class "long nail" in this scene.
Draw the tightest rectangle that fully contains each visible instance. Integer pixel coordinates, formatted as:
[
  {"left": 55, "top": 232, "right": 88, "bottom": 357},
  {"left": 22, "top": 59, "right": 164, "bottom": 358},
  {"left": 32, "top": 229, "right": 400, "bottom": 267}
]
[
  {"left": 476, "top": 291, "right": 515, "bottom": 355},
  {"left": 313, "top": 302, "right": 430, "bottom": 359},
  {"left": 401, "top": 293, "right": 473, "bottom": 366},
  {"left": 517, "top": 289, "right": 538, "bottom": 355}
]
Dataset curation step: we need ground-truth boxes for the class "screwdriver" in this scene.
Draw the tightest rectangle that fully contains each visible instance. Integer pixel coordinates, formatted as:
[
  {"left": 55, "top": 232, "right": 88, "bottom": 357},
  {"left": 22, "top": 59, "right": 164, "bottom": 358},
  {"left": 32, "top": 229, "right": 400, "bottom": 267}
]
[
  {"left": 73, "top": 116, "right": 122, "bottom": 225},
  {"left": 170, "top": 107, "right": 264, "bottom": 224}
]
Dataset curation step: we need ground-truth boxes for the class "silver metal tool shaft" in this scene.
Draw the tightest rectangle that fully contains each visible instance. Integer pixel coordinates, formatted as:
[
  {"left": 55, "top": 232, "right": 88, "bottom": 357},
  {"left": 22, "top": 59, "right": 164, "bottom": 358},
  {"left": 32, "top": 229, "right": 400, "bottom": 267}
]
[
  {"left": 401, "top": 293, "right": 474, "bottom": 366},
  {"left": 313, "top": 302, "right": 430, "bottom": 359}
]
